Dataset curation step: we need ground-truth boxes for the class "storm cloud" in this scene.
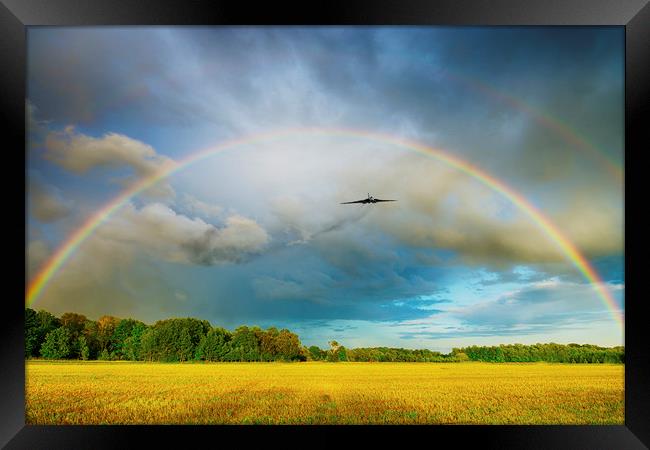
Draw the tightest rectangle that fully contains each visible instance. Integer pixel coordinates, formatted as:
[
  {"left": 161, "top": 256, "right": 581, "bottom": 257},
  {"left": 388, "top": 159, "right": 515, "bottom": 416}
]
[{"left": 26, "top": 27, "right": 624, "bottom": 347}]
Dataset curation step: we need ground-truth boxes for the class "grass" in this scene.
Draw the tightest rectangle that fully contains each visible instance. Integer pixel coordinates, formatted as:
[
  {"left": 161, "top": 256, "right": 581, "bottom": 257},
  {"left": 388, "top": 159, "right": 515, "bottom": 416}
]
[{"left": 25, "top": 360, "right": 624, "bottom": 425}]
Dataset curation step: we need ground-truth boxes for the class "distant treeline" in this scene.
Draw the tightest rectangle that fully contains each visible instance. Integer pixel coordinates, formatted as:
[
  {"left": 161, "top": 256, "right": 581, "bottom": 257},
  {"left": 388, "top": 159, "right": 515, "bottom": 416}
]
[
  {"left": 25, "top": 308, "right": 624, "bottom": 363},
  {"left": 307, "top": 345, "right": 466, "bottom": 362},
  {"left": 455, "top": 343, "right": 624, "bottom": 364},
  {"left": 309, "top": 344, "right": 623, "bottom": 363}
]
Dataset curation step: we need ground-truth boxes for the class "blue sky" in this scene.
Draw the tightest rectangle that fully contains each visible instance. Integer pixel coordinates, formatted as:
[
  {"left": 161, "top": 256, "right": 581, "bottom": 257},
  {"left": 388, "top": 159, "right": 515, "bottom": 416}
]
[{"left": 26, "top": 27, "right": 624, "bottom": 352}]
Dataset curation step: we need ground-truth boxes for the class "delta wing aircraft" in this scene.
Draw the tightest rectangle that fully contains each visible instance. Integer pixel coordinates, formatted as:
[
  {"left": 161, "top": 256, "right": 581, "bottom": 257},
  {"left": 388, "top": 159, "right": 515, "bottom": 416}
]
[{"left": 341, "top": 194, "right": 397, "bottom": 205}]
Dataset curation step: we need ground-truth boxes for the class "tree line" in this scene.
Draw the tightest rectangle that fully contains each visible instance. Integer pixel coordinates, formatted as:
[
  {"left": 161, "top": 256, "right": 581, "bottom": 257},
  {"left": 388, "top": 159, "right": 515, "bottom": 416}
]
[
  {"left": 25, "top": 308, "right": 624, "bottom": 363},
  {"left": 26, "top": 308, "right": 304, "bottom": 362},
  {"left": 454, "top": 343, "right": 624, "bottom": 364},
  {"left": 306, "top": 342, "right": 468, "bottom": 362}
]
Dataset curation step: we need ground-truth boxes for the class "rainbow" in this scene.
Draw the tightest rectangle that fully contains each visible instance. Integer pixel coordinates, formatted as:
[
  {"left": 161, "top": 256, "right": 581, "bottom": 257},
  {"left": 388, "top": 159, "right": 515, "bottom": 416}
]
[
  {"left": 442, "top": 70, "right": 624, "bottom": 183},
  {"left": 26, "top": 127, "right": 624, "bottom": 331}
]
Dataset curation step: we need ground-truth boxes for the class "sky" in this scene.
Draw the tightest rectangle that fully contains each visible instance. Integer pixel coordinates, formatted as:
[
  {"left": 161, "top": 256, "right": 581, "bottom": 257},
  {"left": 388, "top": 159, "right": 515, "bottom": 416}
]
[{"left": 26, "top": 26, "right": 624, "bottom": 352}]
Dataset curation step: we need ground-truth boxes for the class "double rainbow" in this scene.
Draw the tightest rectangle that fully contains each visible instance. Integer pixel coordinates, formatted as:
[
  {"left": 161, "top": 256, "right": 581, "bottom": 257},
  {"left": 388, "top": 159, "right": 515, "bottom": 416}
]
[
  {"left": 441, "top": 70, "right": 624, "bottom": 183},
  {"left": 26, "top": 127, "right": 624, "bottom": 331}
]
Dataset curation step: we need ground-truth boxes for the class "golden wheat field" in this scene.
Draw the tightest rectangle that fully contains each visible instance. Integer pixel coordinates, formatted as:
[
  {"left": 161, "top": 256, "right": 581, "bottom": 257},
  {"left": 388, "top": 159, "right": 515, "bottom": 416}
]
[{"left": 25, "top": 361, "right": 624, "bottom": 425}]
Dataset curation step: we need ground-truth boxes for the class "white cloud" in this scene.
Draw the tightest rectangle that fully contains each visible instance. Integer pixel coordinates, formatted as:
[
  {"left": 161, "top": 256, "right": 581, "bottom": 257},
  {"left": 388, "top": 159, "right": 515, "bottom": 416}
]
[
  {"left": 383, "top": 277, "right": 624, "bottom": 349},
  {"left": 44, "top": 127, "right": 175, "bottom": 198},
  {"left": 28, "top": 179, "right": 73, "bottom": 223},
  {"left": 31, "top": 202, "right": 270, "bottom": 320},
  {"left": 445, "top": 278, "right": 622, "bottom": 328},
  {"left": 181, "top": 193, "right": 223, "bottom": 218},
  {"left": 97, "top": 202, "right": 269, "bottom": 265},
  {"left": 332, "top": 152, "right": 623, "bottom": 265}
]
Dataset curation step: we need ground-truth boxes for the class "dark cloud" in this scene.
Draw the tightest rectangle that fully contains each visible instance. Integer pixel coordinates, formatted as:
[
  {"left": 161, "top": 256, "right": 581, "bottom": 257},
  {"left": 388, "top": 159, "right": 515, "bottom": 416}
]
[
  {"left": 28, "top": 28, "right": 622, "bottom": 170},
  {"left": 28, "top": 28, "right": 183, "bottom": 125},
  {"left": 26, "top": 28, "right": 623, "bottom": 343}
]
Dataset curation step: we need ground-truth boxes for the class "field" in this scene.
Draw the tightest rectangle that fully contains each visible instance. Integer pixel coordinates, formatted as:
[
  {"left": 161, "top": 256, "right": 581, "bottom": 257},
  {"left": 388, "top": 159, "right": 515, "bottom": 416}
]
[{"left": 25, "top": 361, "right": 624, "bottom": 425}]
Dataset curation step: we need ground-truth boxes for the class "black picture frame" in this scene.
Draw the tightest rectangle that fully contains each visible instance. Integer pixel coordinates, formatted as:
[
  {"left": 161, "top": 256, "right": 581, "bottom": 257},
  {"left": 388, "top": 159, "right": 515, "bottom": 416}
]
[{"left": 2, "top": 0, "right": 648, "bottom": 448}]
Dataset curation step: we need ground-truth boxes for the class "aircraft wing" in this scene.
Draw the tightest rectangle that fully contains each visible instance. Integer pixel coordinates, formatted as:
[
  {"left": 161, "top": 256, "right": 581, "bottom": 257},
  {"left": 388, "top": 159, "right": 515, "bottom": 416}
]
[
  {"left": 374, "top": 199, "right": 396, "bottom": 202},
  {"left": 340, "top": 199, "right": 367, "bottom": 204}
]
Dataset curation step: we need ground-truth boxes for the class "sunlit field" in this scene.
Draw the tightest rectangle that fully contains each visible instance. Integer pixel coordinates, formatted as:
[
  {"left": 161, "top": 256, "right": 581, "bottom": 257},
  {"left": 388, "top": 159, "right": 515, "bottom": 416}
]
[{"left": 26, "top": 361, "right": 624, "bottom": 425}]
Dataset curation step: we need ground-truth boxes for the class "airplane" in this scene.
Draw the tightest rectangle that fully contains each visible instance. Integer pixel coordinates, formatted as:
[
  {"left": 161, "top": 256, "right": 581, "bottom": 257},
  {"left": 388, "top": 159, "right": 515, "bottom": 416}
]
[{"left": 340, "top": 193, "right": 397, "bottom": 205}]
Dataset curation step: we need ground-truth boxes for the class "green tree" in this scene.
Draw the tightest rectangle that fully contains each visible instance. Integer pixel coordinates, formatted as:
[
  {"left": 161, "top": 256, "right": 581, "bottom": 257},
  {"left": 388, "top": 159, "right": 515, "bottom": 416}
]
[
  {"left": 25, "top": 307, "right": 625, "bottom": 364},
  {"left": 112, "top": 319, "right": 146, "bottom": 360},
  {"left": 25, "top": 308, "right": 40, "bottom": 357},
  {"left": 121, "top": 323, "right": 147, "bottom": 361},
  {"left": 259, "top": 327, "right": 279, "bottom": 361},
  {"left": 82, "top": 319, "right": 100, "bottom": 359},
  {"left": 308, "top": 345, "right": 325, "bottom": 361},
  {"left": 137, "top": 318, "right": 209, "bottom": 362},
  {"left": 60, "top": 312, "right": 87, "bottom": 358},
  {"left": 139, "top": 328, "right": 157, "bottom": 362},
  {"left": 275, "top": 329, "right": 302, "bottom": 361},
  {"left": 297, "top": 345, "right": 310, "bottom": 362},
  {"left": 454, "top": 343, "right": 624, "bottom": 364},
  {"left": 40, "top": 327, "right": 72, "bottom": 359},
  {"left": 227, "top": 326, "right": 261, "bottom": 362},
  {"left": 78, "top": 336, "right": 90, "bottom": 360},
  {"left": 178, "top": 329, "right": 194, "bottom": 362},
  {"left": 60, "top": 312, "right": 87, "bottom": 337},
  {"left": 327, "top": 341, "right": 341, "bottom": 362},
  {"left": 97, "top": 315, "right": 121, "bottom": 353},
  {"left": 195, "top": 327, "right": 231, "bottom": 361},
  {"left": 455, "top": 352, "right": 469, "bottom": 362},
  {"left": 36, "top": 309, "right": 60, "bottom": 332},
  {"left": 26, "top": 309, "right": 61, "bottom": 357}
]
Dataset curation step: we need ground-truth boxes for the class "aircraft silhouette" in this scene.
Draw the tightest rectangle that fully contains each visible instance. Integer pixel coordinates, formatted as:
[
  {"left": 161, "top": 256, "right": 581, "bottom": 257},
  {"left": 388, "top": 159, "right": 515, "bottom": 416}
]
[{"left": 341, "top": 193, "right": 397, "bottom": 205}]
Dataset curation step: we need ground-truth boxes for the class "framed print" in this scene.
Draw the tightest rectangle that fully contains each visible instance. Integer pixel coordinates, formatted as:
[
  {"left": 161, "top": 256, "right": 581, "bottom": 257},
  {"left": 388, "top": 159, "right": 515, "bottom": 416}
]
[{"left": 2, "top": 0, "right": 648, "bottom": 448}]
